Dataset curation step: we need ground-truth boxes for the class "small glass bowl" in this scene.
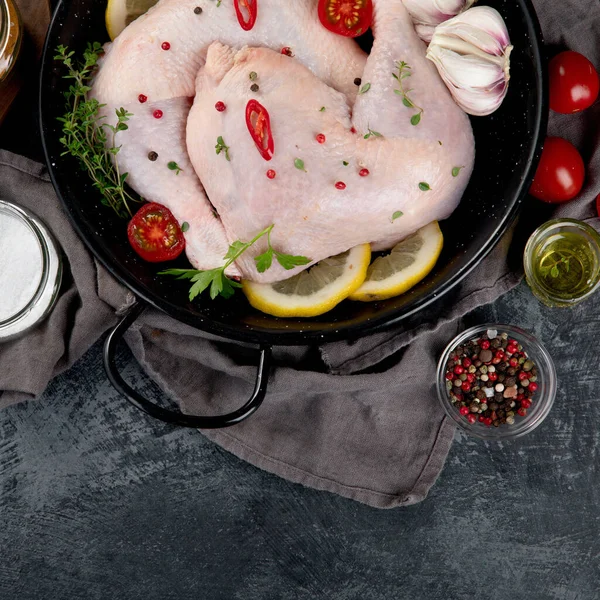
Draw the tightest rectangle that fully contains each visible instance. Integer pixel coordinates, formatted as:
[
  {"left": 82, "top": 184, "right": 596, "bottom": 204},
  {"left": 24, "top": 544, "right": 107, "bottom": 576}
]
[
  {"left": 524, "top": 219, "right": 600, "bottom": 308},
  {"left": 436, "top": 324, "right": 557, "bottom": 440}
]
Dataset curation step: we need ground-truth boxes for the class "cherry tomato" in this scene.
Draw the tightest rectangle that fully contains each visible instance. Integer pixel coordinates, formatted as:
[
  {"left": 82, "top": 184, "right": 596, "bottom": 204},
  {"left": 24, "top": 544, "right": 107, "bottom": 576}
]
[
  {"left": 529, "top": 137, "right": 585, "bottom": 203},
  {"left": 127, "top": 202, "right": 186, "bottom": 262},
  {"left": 596, "top": 194, "right": 600, "bottom": 218},
  {"left": 549, "top": 51, "right": 599, "bottom": 114},
  {"left": 317, "top": 0, "right": 373, "bottom": 38}
]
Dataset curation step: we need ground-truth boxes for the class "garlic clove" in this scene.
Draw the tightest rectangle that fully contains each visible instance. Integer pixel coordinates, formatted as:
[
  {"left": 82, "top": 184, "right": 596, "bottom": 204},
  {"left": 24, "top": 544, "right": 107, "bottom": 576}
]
[
  {"left": 426, "top": 6, "right": 512, "bottom": 116},
  {"left": 403, "top": 0, "right": 476, "bottom": 43}
]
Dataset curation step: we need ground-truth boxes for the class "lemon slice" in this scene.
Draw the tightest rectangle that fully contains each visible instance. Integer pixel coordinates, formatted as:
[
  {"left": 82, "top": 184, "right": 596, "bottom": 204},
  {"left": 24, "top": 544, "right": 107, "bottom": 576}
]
[
  {"left": 106, "top": 0, "right": 159, "bottom": 40},
  {"left": 243, "top": 244, "right": 371, "bottom": 318},
  {"left": 350, "top": 222, "right": 443, "bottom": 302}
]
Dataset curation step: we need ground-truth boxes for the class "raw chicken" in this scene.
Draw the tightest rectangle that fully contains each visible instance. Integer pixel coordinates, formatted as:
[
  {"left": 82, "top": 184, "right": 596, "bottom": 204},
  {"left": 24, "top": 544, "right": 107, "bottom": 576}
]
[
  {"left": 92, "top": 0, "right": 367, "bottom": 274},
  {"left": 186, "top": 0, "right": 475, "bottom": 283}
]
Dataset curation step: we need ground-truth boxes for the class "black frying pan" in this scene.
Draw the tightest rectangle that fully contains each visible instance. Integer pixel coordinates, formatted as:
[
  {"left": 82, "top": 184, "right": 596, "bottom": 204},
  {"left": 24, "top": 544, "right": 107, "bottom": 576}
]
[{"left": 40, "top": 0, "right": 548, "bottom": 428}]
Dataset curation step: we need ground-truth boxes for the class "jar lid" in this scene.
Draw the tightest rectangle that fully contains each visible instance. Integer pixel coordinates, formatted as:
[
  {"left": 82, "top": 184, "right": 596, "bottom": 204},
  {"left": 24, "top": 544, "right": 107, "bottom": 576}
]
[{"left": 0, "top": 200, "right": 62, "bottom": 341}]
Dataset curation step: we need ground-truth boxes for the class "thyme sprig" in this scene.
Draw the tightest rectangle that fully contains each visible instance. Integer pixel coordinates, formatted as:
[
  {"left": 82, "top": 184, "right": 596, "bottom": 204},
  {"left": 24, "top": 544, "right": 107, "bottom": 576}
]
[
  {"left": 54, "top": 43, "right": 140, "bottom": 219},
  {"left": 160, "top": 225, "right": 311, "bottom": 301},
  {"left": 540, "top": 254, "right": 571, "bottom": 279},
  {"left": 393, "top": 61, "right": 424, "bottom": 126}
]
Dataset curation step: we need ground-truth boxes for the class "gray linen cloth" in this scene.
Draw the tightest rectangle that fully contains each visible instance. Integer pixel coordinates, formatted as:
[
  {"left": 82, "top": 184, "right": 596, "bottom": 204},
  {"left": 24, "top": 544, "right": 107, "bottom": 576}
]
[{"left": 1, "top": 0, "right": 599, "bottom": 508}]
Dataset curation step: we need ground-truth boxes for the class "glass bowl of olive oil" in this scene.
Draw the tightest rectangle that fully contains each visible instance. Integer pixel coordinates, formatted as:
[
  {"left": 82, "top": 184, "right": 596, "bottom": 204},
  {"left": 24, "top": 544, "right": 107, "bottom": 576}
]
[{"left": 524, "top": 219, "right": 600, "bottom": 308}]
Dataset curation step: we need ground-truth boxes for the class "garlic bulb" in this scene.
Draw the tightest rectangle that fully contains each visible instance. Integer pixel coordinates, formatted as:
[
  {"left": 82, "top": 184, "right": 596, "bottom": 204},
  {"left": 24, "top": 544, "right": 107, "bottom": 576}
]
[
  {"left": 426, "top": 6, "right": 513, "bottom": 116},
  {"left": 403, "top": 0, "right": 476, "bottom": 43}
]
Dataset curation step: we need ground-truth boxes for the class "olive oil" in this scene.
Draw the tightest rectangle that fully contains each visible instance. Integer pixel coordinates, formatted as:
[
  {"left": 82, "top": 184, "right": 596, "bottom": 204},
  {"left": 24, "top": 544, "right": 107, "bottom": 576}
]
[{"left": 524, "top": 219, "right": 600, "bottom": 308}]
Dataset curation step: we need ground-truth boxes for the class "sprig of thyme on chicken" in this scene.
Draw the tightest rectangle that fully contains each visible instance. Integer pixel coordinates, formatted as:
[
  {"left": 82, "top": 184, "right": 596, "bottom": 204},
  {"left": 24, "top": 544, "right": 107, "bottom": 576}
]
[{"left": 54, "top": 43, "right": 141, "bottom": 218}]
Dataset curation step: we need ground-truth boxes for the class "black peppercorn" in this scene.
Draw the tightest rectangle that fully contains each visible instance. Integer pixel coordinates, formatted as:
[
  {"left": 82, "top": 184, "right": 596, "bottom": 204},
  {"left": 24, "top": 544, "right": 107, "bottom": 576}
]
[
  {"left": 354, "top": 77, "right": 362, "bottom": 86},
  {"left": 148, "top": 151, "right": 158, "bottom": 161},
  {"left": 194, "top": 6, "right": 202, "bottom": 14},
  {"left": 250, "top": 83, "right": 259, "bottom": 92}
]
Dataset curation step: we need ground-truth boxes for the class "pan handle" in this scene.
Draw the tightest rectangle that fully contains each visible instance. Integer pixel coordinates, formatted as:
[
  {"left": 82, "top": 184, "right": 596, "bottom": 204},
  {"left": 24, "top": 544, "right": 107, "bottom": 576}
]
[{"left": 102, "top": 301, "right": 272, "bottom": 428}]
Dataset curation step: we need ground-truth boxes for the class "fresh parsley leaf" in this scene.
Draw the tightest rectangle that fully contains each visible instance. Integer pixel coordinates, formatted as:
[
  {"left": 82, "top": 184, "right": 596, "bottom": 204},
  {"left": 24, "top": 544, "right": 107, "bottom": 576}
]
[
  {"left": 255, "top": 248, "right": 274, "bottom": 273},
  {"left": 215, "top": 136, "right": 231, "bottom": 161},
  {"left": 189, "top": 271, "right": 218, "bottom": 301},
  {"left": 224, "top": 240, "right": 250, "bottom": 260},
  {"left": 275, "top": 253, "right": 311, "bottom": 270},
  {"left": 419, "top": 182, "right": 431, "bottom": 191},
  {"left": 392, "top": 211, "right": 404, "bottom": 222}
]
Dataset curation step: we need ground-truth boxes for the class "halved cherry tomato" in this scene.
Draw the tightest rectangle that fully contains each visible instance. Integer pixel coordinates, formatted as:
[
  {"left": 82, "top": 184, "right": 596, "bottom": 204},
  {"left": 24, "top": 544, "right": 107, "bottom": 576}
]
[
  {"left": 127, "top": 202, "right": 186, "bottom": 262},
  {"left": 234, "top": 0, "right": 257, "bottom": 31},
  {"left": 529, "top": 137, "right": 585, "bottom": 204},
  {"left": 318, "top": 0, "right": 373, "bottom": 38},
  {"left": 246, "top": 99, "right": 274, "bottom": 161},
  {"left": 549, "top": 51, "right": 599, "bottom": 114}
]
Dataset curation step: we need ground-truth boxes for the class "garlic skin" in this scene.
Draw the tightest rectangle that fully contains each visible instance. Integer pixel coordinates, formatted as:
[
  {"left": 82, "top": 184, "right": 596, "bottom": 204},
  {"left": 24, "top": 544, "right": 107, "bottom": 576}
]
[
  {"left": 426, "top": 6, "right": 513, "bottom": 116},
  {"left": 403, "top": 0, "right": 476, "bottom": 43}
]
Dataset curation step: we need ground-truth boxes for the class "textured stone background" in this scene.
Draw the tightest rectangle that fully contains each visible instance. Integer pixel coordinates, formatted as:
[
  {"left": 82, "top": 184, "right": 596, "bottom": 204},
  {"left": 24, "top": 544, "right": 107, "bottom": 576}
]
[{"left": 1, "top": 281, "right": 599, "bottom": 599}]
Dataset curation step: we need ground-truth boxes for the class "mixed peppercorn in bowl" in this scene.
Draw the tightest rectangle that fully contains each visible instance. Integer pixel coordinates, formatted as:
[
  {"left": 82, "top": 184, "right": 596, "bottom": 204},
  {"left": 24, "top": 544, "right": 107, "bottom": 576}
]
[{"left": 437, "top": 324, "right": 557, "bottom": 439}]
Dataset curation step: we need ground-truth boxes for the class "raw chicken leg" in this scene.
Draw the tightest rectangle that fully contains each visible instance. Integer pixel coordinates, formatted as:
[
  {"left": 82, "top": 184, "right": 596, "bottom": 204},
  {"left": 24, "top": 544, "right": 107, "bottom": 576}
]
[
  {"left": 91, "top": 0, "right": 366, "bottom": 273},
  {"left": 186, "top": 0, "right": 474, "bottom": 284}
]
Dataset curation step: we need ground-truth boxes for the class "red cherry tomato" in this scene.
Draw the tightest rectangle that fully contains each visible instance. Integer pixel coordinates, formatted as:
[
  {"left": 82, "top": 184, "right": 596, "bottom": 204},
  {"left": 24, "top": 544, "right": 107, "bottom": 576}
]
[
  {"left": 549, "top": 51, "right": 599, "bottom": 114},
  {"left": 127, "top": 202, "right": 186, "bottom": 262},
  {"left": 317, "top": 0, "right": 373, "bottom": 38},
  {"left": 529, "top": 137, "right": 585, "bottom": 204},
  {"left": 596, "top": 194, "right": 600, "bottom": 217}
]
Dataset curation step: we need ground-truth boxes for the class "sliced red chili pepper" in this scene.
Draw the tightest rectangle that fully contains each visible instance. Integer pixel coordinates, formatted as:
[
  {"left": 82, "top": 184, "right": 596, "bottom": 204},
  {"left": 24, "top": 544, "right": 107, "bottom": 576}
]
[
  {"left": 234, "top": 0, "right": 258, "bottom": 31},
  {"left": 245, "top": 99, "right": 274, "bottom": 161}
]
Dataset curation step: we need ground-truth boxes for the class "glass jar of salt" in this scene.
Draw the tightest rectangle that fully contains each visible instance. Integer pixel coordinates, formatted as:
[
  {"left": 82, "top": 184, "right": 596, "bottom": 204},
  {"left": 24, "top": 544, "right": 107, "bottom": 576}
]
[{"left": 0, "top": 201, "right": 62, "bottom": 342}]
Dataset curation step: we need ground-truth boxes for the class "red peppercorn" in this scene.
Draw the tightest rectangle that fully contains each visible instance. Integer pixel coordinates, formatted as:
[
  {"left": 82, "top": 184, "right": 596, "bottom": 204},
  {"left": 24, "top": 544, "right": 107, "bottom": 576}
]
[
  {"left": 509, "top": 339, "right": 518, "bottom": 346},
  {"left": 506, "top": 344, "right": 518, "bottom": 354},
  {"left": 359, "top": 168, "right": 370, "bottom": 177},
  {"left": 484, "top": 417, "right": 493, "bottom": 426},
  {"left": 460, "top": 406, "right": 470, "bottom": 416},
  {"left": 454, "top": 365, "right": 464, "bottom": 375},
  {"left": 479, "top": 339, "right": 491, "bottom": 350},
  {"left": 281, "top": 47, "right": 293, "bottom": 56},
  {"left": 462, "top": 358, "right": 472, "bottom": 368},
  {"left": 350, "top": 127, "right": 357, "bottom": 134},
  {"left": 467, "top": 374, "right": 475, "bottom": 383},
  {"left": 161, "top": 42, "right": 171, "bottom": 50},
  {"left": 479, "top": 415, "right": 486, "bottom": 422},
  {"left": 153, "top": 109, "right": 163, "bottom": 119},
  {"left": 316, "top": 133, "right": 326, "bottom": 144},
  {"left": 335, "top": 181, "right": 347, "bottom": 190},
  {"left": 495, "top": 351, "right": 506, "bottom": 360},
  {"left": 488, "top": 372, "right": 498, "bottom": 382},
  {"left": 266, "top": 170, "right": 276, "bottom": 180},
  {"left": 517, "top": 407, "right": 527, "bottom": 417},
  {"left": 445, "top": 371, "right": 454, "bottom": 381},
  {"left": 215, "top": 101, "right": 226, "bottom": 112},
  {"left": 518, "top": 371, "right": 528, "bottom": 381},
  {"left": 517, "top": 394, "right": 525, "bottom": 401},
  {"left": 509, "top": 358, "right": 519, "bottom": 368},
  {"left": 520, "top": 399, "right": 532, "bottom": 409},
  {"left": 528, "top": 382, "right": 538, "bottom": 393},
  {"left": 492, "top": 357, "right": 501, "bottom": 365},
  {"left": 461, "top": 382, "right": 471, "bottom": 392},
  {"left": 467, "top": 414, "right": 477, "bottom": 424},
  {"left": 138, "top": 94, "right": 148, "bottom": 103}
]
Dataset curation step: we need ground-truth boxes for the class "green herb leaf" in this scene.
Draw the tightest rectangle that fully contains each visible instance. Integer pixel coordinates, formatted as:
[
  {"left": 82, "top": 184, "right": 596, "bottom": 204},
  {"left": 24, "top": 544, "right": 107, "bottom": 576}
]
[
  {"left": 402, "top": 97, "right": 413, "bottom": 108},
  {"left": 275, "top": 252, "right": 311, "bottom": 270},
  {"left": 167, "top": 161, "right": 183, "bottom": 175},
  {"left": 294, "top": 158, "right": 307, "bottom": 171},
  {"left": 419, "top": 182, "right": 431, "bottom": 191},
  {"left": 551, "top": 265, "right": 560, "bottom": 278},
  {"left": 392, "top": 211, "right": 404, "bottom": 222},
  {"left": 181, "top": 221, "right": 190, "bottom": 232},
  {"left": 342, "top": 160, "right": 349, "bottom": 166},
  {"left": 320, "top": 106, "right": 326, "bottom": 112},
  {"left": 364, "top": 128, "right": 382, "bottom": 140},
  {"left": 452, "top": 166, "right": 465, "bottom": 177},
  {"left": 410, "top": 113, "right": 422, "bottom": 126},
  {"left": 438, "top": 140, "right": 443, "bottom": 146},
  {"left": 359, "top": 83, "right": 371, "bottom": 94},
  {"left": 215, "top": 136, "right": 231, "bottom": 161},
  {"left": 255, "top": 248, "right": 274, "bottom": 273},
  {"left": 224, "top": 240, "right": 250, "bottom": 260},
  {"left": 189, "top": 271, "right": 219, "bottom": 301}
]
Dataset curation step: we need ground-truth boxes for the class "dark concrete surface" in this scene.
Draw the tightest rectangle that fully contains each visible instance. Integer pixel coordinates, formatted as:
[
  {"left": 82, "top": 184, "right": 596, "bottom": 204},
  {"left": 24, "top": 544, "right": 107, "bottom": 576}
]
[{"left": 1, "top": 280, "right": 600, "bottom": 600}]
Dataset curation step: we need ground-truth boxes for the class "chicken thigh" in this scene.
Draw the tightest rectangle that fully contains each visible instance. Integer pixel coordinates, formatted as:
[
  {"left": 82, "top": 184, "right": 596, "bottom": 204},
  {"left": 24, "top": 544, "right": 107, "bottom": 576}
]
[
  {"left": 91, "top": 0, "right": 367, "bottom": 274},
  {"left": 186, "top": 0, "right": 475, "bottom": 284}
]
